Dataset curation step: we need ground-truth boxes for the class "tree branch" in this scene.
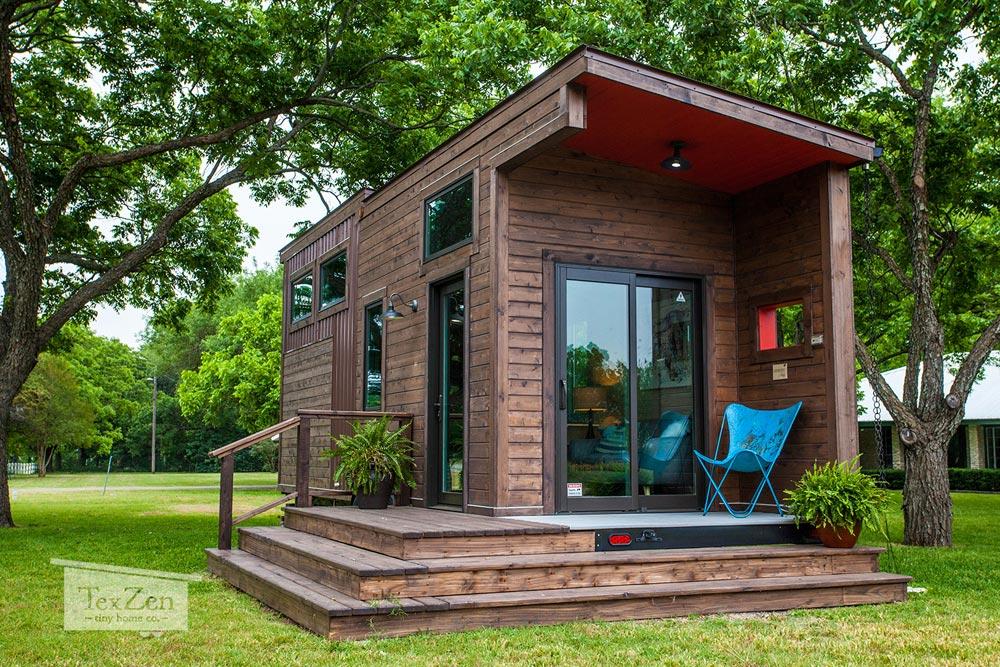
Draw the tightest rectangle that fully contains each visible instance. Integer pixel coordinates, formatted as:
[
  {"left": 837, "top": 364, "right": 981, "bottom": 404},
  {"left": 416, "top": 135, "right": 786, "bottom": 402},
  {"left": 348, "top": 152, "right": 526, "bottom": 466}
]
[
  {"left": 856, "top": 332, "right": 915, "bottom": 426},
  {"left": 42, "top": 104, "right": 295, "bottom": 231},
  {"left": 45, "top": 252, "right": 109, "bottom": 273},
  {"left": 36, "top": 165, "right": 248, "bottom": 345},
  {"left": 0, "top": 14, "right": 38, "bottom": 237},
  {"left": 950, "top": 312, "right": 1000, "bottom": 402},
  {"left": 853, "top": 231, "right": 913, "bottom": 291}
]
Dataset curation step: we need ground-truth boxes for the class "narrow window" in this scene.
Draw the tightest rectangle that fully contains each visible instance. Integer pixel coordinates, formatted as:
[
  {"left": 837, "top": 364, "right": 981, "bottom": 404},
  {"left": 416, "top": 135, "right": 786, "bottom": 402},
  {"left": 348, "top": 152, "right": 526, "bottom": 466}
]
[
  {"left": 290, "top": 273, "right": 313, "bottom": 323},
  {"left": 319, "top": 252, "right": 347, "bottom": 310},
  {"left": 364, "top": 301, "right": 384, "bottom": 410},
  {"left": 984, "top": 426, "right": 1000, "bottom": 469},
  {"left": 757, "top": 301, "right": 804, "bottom": 351},
  {"left": 424, "top": 175, "right": 473, "bottom": 259}
]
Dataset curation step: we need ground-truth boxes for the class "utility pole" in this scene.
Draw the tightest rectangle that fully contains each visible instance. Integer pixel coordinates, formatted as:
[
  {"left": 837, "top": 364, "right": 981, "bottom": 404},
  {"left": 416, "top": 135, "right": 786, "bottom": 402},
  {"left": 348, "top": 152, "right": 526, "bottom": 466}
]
[{"left": 147, "top": 376, "right": 158, "bottom": 474}]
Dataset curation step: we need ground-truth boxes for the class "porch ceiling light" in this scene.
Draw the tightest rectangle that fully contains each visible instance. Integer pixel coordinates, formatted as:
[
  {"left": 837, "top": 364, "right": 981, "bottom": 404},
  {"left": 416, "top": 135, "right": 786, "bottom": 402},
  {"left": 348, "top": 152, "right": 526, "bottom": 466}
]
[
  {"left": 661, "top": 141, "right": 691, "bottom": 171},
  {"left": 384, "top": 292, "right": 417, "bottom": 320}
]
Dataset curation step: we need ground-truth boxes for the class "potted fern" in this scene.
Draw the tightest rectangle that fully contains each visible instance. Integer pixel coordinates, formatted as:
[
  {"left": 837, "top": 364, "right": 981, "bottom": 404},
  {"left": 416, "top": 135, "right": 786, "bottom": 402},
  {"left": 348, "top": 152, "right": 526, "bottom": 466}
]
[
  {"left": 785, "top": 458, "right": 889, "bottom": 548},
  {"left": 323, "top": 415, "right": 415, "bottom": 509}
]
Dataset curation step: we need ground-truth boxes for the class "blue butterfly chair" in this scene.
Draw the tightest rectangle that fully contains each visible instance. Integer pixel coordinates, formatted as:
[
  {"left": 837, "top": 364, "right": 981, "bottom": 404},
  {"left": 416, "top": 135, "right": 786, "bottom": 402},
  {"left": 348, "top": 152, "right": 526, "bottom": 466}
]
[{"left": 695, "top": 402, "right": 802, "bottom": 518}]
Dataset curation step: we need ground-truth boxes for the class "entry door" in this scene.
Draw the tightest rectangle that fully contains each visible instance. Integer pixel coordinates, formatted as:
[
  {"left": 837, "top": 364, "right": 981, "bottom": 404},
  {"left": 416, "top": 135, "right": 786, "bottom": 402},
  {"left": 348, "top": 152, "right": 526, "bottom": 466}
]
[
  {"left": 557, "top": 266, "right": 702, "bottom": 512},
  {"left": 429, "top": 278, "right": 466, "bottom": 506}
]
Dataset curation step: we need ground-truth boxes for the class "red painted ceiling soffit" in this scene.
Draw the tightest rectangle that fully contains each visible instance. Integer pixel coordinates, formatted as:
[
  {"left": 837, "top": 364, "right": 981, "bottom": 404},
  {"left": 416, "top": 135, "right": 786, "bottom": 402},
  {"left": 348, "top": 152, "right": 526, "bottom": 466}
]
[{"left": 562, "top": 73, "right": 862, "bottom": 195}]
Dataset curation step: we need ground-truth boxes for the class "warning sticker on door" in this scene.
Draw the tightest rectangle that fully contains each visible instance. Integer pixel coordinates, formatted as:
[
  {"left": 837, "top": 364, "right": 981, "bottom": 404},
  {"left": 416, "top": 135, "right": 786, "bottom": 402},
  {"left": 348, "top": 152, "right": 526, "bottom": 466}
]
[{"left": 567, "top": 483, "right": 583, "bottom": 497}]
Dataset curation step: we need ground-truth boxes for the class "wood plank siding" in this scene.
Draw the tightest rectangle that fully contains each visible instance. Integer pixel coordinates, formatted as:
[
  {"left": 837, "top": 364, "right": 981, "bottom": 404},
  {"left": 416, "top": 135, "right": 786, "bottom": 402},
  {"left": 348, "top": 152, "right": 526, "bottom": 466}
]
[
  {"left": 501, "top": 148, "right": 738, "bottom": 514},
  {"left": 732, "top": 165, "right": 857, "bottom": 499}
]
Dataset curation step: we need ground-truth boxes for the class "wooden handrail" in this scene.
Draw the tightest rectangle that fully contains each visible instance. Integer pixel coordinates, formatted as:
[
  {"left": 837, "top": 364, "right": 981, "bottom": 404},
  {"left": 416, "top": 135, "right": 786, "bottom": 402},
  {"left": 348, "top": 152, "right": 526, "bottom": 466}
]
[
  {"left": 296, "top": 409, "right": 415, "bottom": 420},
  {"left": 214, "top": 409, "right": 416, "bottom": 550},
  {"left": 233, "top": 492, "right": 297, "bottom": 525},
  {"left": 208, "top": 416, "right": 301, "bottom": 458}
]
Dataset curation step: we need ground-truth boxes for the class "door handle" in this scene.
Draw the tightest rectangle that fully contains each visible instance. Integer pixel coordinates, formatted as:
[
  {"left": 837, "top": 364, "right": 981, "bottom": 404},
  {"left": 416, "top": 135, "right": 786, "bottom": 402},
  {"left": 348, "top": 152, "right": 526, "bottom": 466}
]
[
  {"left": 434, "top": 395, "right": 443, "bottom": 421},
  {"left": 558, "top": 379, "right": 567, "bottom": 411}
]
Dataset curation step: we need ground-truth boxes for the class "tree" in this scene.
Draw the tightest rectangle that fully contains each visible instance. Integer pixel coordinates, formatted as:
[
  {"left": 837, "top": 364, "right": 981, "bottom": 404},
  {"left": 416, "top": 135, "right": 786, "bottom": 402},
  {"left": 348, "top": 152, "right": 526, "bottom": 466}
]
[
  {"left": 61, "top": 326, "right": 147, "bottom": 455},
  {"left": 0, "top": 0, "right": 551, "bottom": 527},
  {"left": 177, "top": 291, "right": 282, "bottom": 433},
  {"left": 10, "top": 352, "right": 95, "bottom": 475},
  {"left": 777, "top": 1, "right": 999, "bottom": 547}
]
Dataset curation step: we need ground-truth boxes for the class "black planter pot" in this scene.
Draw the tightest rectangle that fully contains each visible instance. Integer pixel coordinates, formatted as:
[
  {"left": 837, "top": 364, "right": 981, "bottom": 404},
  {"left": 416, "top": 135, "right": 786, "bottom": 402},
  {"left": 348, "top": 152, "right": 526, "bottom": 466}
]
[{"left": 355, "top": 476, "right": 394, "bottom": 509}]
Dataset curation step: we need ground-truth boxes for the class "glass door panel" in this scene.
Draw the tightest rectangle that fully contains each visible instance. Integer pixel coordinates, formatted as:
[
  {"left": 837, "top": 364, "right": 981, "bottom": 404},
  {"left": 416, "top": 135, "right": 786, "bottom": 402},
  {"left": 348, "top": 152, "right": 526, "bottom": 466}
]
[
  {"left": 441, "top": 286, "right": 465, "bottom": 500},
  {"left": 562, "top": 273, "right": 631, "bottom": 510},
  {"left": 431, "top": 278, "right": 465, "bottom": 506},
  {"left": 636, "top": 284, "right": 696, "bottom": 499}
]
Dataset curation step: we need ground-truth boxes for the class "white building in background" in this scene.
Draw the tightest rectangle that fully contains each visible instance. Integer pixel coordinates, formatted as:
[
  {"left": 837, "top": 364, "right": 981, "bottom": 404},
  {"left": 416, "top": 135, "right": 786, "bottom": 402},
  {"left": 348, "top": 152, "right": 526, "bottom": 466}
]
[{"left": 856, "top": 353, "right": 1000, "bottom": 470}]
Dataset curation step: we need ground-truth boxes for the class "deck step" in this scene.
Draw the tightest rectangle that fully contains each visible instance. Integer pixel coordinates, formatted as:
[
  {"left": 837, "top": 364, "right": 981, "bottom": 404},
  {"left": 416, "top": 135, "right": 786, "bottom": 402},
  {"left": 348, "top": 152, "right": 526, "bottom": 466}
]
[
  {"left": 207, "top": 547, "right": 909, "bottom": 640},
  {"left": 283, "top": 505, "right": 594, "bottom": 558},
  {"left": 240, "top": 525, "right": 882, "bottom": 600}
]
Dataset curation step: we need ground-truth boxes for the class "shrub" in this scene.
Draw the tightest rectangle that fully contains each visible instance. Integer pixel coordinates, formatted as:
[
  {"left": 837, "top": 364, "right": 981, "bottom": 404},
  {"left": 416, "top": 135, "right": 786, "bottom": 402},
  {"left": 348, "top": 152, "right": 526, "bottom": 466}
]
[{"left": 865, "top": 467, "right": 1000, "bottom": 492}]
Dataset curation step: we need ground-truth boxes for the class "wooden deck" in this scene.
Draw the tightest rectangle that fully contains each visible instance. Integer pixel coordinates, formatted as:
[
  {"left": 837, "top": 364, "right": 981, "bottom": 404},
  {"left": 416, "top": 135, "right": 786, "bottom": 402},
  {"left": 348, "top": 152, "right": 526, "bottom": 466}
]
[{"left": 207, "top": 506, "right": 909, "bottom": 639}]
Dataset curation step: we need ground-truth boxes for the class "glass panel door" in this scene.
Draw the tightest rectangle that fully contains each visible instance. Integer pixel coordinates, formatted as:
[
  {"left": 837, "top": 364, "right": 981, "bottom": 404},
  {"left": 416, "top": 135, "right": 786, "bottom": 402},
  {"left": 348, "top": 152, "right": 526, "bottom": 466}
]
[
  {"left": 635, "top": 280, "right": 698, "bottom": 508},
  {"left": 562, "top": 273, "right": 632, "bottom": 510},
  {"left": 557, "top": 266, "right": 701, "bottom": 512},
  {"left": 431, "top": 279, "right": 465, "bottom": 506}
]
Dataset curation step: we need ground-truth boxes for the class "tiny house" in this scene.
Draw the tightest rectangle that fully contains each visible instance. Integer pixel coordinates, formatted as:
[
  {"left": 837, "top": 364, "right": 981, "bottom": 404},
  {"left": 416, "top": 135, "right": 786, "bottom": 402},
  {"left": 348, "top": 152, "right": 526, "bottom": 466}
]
[
  {"left": 277, "top": 46, "right": 865, "bottom": 516},
  {"left": 208, "top": 47, "right": 909, "bottom": 639}
]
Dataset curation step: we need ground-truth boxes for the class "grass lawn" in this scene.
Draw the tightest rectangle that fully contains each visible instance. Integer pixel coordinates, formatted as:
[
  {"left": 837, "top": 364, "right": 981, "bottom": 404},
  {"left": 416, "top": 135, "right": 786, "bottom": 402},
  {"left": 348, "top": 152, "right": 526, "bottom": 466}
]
[
  {"left": 1, "top": 486, "right": 998, "bottom": 667},
  {"left": 8, "top": 471, "right": 276, "bottom": 490}
]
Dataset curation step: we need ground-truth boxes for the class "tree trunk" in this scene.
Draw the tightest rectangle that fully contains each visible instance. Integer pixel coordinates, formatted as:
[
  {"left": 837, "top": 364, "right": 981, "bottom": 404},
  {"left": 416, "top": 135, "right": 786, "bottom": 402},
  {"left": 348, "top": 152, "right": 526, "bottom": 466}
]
[
  {"left": 0, "top": 403, "right": 13, "bottom": 527},
  {"left": 902, "top": 436, "right": 953, "bottom": 546},
  {"left": 37, "top": 443, "right": 46, "bottom": 477}
]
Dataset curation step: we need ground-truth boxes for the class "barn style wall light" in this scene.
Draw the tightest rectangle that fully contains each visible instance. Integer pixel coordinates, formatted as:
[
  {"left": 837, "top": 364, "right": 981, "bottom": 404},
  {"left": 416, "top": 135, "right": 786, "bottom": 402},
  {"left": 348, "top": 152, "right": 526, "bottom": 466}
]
[
  {"left": 661, "top": 141, "right": 691, "bottom": 171},
  {"left": 384, "top": 292, "right": 418, "bottom": 320}
]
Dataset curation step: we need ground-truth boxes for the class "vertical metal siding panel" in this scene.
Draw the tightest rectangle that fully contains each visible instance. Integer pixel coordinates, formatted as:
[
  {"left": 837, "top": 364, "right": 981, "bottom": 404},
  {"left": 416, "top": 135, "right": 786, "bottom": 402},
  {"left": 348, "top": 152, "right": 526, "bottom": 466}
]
[{"left": 331, "top": 309, "right": 353, "bottom": 410}]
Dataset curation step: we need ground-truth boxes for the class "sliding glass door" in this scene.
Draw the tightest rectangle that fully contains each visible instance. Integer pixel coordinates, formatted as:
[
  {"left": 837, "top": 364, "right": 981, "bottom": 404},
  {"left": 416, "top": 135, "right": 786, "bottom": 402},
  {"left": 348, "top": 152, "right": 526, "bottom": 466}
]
[{"left": 557, "top": 266, "right": 701, "bottom": 512}]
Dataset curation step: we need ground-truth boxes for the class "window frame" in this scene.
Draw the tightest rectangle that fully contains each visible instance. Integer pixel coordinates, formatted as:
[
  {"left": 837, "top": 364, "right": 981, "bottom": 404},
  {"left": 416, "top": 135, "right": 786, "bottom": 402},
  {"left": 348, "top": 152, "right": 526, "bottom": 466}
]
[
  {"left": 422, "top": 173, "right": 475, "bottom": 261},
  {"left": 363, "top": 299, "right": 384, "bottom": 411},
  {"left": 318, "top": 250, "right": 348, "bottom": 312},
  {"left": 749, "top": 288, "right": 814, "bottom": 363},
  {"left": 289, "top": 270, "right": 314, "bottom": 324}
]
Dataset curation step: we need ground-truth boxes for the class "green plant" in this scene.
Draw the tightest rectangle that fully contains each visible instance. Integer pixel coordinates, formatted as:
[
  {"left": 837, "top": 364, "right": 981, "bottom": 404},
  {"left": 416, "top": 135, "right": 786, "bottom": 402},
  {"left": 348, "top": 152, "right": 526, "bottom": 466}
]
[
  {"left": 785, "top": 458, "right": 889, "bottom": 530},
  {"left": 323, "top": 416, "right": 415, "bottom": 495}
]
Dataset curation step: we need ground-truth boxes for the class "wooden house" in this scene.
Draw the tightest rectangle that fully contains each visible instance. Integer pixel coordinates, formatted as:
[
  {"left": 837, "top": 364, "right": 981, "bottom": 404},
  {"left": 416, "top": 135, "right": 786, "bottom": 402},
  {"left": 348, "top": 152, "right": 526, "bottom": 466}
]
[
  {"left": 276, "top": 45, "right": 864, "bottom": 516},
  {"left": 207, "top": 47, "right": 908, "bottom": 638}
]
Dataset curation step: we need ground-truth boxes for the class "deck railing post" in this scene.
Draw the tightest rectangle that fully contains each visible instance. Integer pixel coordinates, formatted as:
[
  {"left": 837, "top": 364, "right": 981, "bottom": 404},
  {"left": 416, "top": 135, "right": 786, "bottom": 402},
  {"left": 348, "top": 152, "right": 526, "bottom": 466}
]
[
  {"left": 295, "top": 414, "right": 312, "bottom": 507},
  {"left": 218, "top": 454, "right": 234, "bottom": 550}
]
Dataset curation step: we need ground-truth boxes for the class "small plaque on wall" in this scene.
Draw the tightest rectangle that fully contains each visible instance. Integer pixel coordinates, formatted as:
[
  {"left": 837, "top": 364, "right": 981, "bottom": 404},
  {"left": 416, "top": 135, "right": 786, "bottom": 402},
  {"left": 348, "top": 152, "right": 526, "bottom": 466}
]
[{"left": 772, "top": 363, "right": 789, "bottom": 381}]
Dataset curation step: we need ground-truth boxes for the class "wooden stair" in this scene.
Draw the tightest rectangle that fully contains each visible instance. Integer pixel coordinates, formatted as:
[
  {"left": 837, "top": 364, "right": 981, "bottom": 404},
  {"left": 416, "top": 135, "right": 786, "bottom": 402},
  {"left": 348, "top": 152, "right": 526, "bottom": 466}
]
[{"left": 207, "top": 507, "right": 910, "bottom": 639}]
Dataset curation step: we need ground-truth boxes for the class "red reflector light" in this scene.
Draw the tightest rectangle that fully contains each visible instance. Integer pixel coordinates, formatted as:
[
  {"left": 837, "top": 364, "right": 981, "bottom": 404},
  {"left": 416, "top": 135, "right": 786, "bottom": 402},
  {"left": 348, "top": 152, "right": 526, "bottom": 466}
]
[{"left": 608, "top": 534, "right": 632, "bottom": 546}]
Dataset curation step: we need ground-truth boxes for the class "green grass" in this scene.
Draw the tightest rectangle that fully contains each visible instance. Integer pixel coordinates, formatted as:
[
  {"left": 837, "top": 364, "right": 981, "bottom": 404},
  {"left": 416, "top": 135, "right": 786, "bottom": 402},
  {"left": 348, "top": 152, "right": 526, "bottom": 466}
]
[
  {"left": 9, "top": 471, "right": 276, "bottom": 490},
  {"left": 1, "top": 485, "right": 998, "bottom": 666}
]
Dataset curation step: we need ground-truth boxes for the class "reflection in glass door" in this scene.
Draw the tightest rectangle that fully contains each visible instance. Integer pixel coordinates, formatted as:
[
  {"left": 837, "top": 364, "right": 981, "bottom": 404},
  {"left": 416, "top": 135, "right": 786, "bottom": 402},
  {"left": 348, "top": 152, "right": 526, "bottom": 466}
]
[
  {"left": 432, "top": 279, "right": 465, "bottom": 506},
  {"left": 557, "top": 266, "right": 700, "bottom": 512}
]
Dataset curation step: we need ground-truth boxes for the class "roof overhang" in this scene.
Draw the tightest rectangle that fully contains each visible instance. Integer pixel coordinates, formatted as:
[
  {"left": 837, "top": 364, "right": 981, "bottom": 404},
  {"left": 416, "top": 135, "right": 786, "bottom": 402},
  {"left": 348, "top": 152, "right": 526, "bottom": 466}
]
[{"left": 559, "top": 49, "right": 874, "bottom": 194}]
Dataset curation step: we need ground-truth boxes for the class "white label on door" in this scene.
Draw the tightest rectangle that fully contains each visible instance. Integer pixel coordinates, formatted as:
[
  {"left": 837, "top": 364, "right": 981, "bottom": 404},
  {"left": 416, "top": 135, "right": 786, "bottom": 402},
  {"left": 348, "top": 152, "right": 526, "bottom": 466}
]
[
  {"left": 675, "top": 292, "right": 686, "bottom": 303},
  {"left": 567, "top": 483, "right": 583, "bottom": 497}
]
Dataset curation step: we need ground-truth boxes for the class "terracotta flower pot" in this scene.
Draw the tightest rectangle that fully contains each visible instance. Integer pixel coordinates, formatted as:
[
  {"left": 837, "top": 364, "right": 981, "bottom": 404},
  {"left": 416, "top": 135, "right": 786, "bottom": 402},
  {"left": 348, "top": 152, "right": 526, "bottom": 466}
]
[
  {"left": 356, "top": 476, "right": 394, "bottom": 509},
  {"left": 814, "top": 520, "right": 863, "bottom": 548}
]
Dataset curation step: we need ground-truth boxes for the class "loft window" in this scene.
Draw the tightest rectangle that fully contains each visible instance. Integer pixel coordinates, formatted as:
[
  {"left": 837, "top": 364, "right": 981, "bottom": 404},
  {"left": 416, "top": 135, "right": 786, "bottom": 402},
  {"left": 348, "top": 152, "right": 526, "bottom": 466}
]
[
  {"left": 291, "top": 273, "right": 313, "bottom": 323},
  {"left": 319, "top": 252, "right": 347, "bottom": 310},
  {"left": 424, "top": 175, "right": 473, "bottom": 259},
  {"left": 364, "top": 301, "right": 383, "bottom": 410},
  {"left": 757, "top": 301, "right": 804, "bottom": 351}
]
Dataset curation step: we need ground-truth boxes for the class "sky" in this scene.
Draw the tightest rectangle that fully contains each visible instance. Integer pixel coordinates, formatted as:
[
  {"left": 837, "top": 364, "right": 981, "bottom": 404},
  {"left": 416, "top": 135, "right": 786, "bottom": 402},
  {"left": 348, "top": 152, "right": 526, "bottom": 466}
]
[{"left": 90, "top": 185, "right": 328, "bottom": 348}]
